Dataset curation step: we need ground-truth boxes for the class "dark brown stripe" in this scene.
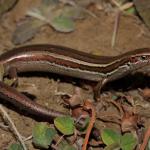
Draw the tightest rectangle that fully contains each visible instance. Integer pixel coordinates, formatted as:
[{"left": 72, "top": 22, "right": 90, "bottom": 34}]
[
  {"left": 0, "top": 44, "right": 115, "bottom": 64},
  {"left": 0, "top": 44, "right": 150, "bottom": 74},
  {"left": 4, "top": 54, "right": 130, "bottom": 74}
]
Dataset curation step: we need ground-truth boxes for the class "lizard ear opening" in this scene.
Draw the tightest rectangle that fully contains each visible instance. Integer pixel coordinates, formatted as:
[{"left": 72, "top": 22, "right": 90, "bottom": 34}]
[{"left": 130, "top": 56, "right": 138, "bottom": 63}]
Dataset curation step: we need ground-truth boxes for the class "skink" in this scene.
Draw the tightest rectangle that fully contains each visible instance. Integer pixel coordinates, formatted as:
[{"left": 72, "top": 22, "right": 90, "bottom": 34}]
[{"left": 0, "top": 44, "right": 150, "bottom": 119}]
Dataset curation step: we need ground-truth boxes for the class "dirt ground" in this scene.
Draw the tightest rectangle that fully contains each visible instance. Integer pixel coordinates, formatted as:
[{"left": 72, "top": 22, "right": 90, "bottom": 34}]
[{"left": 0, "top": 1, "right": 150, "bottom": 150}]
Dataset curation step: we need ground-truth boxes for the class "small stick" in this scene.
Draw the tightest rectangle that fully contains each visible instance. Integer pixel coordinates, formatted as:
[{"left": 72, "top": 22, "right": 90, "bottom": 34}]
[
  {"left": 55, "top": 135, "right": 64, "bottom": 147},
  {"left": 0, "top": 104, "right": 27, "bottom": 150},
  {"left": 140, "top": 127, "right": 150, "bottom": 150},
  {"left": 82, "top": 100, "right": 96, "bottom": 150},
  {"left": 111, "top": 10, "right": 121, "bottom": 48},
  {"left": 23, "top": 135, "right": 32, "bottom": 142}
]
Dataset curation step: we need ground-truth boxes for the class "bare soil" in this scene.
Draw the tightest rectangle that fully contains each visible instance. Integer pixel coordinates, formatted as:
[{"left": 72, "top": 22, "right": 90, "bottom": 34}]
[{"left": 0, "top": 1, "right": 150, "bottom": 150}]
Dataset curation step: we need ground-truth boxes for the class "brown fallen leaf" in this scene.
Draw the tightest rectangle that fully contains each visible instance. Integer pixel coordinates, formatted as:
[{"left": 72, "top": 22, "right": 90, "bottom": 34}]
[
  {"left": 12, "top": 18, "right": 45, "bottom": 44},
  {"left": 121, "top": 112, "right": 140, "bottom": 133},
  {"left": 72, "top": 107, "right": 89, "bottom": 119}
]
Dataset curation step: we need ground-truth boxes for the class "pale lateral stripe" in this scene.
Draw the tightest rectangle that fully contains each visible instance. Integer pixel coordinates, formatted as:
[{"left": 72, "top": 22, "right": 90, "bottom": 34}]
[{"left": 6, "top": 52, "right": 122, "bottom": 68}]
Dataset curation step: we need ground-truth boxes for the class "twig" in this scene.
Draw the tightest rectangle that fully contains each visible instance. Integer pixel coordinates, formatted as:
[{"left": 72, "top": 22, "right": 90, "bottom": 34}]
[
  {"left": 111, "top": 0, "right": 133, "bottom": 47},
  {"left": 111, "top": 10, "right": 121, "bottom": 47},
  {"left": 55, "top": 135, "right": 64, "bottom": 147},
  {"left": 82, "top": 100, "right": 96, "bottom": 150},
  {"left": 111, "top": 0, "right": 133, "bottom": 11},
  {"left": 23, "top": 135, "right": 32, "bottom": 142},
  {"left": 140, "top": 127, "right": 150, "bottom": 150},
  {"left": 0, "top": 104, "right": 27, "bottom": 150}
]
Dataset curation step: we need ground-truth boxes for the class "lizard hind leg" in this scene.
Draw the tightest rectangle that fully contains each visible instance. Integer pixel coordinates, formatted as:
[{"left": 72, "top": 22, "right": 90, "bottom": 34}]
[
  {"left": 6, "top": 67, "right": 18, "bottom": 86},
  {"left": 93, "top": 78, "right": 108, "bottom": 101}
]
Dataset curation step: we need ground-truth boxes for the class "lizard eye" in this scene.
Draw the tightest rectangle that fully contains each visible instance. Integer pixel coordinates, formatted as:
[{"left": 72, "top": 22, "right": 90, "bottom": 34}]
[{"left": 140, "top": 55, "right": 146, "bottom": 60}]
